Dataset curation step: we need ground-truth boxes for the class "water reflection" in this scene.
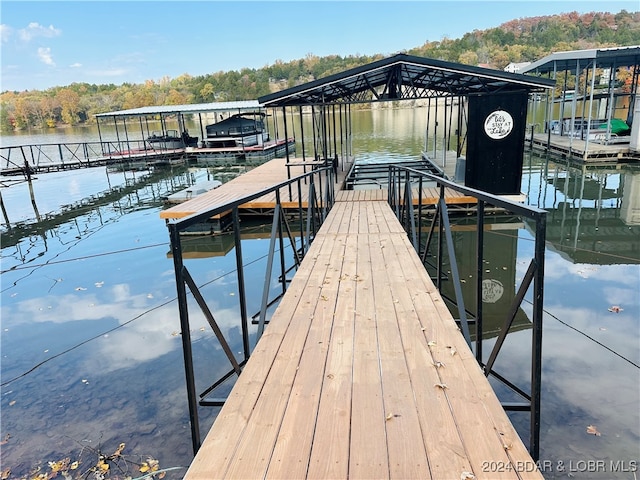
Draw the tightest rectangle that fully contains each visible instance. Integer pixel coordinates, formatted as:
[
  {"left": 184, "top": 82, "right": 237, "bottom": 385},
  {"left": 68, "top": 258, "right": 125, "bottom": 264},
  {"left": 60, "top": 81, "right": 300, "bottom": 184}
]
[
  {"left": 435, "top": 216, "right": 533, "bottom": 340},
  {"left": 1, "top": 163, "right": 254, "bottom": 478},
  {"left": 524, "top": 158, "right": 640, "bottom": 265},
  {"left": 519, "top": 153, "right": 640, "bottom": 477},
  {"left": 1, "top": 119, "right": 639, "bottom": 479}
]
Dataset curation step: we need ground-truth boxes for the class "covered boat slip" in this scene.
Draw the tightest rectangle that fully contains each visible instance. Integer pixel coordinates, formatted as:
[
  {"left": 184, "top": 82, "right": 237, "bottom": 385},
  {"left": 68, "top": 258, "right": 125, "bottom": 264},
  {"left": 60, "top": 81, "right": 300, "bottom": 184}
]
[
  {"left": 521, "top": 46, "right": 640, "bottom": 162},
  {"left": 165, "top": 54, "right": 551, "bottom": 478},
  {"left": 184, "top": 197, "right": 542, "bottom": 480}
]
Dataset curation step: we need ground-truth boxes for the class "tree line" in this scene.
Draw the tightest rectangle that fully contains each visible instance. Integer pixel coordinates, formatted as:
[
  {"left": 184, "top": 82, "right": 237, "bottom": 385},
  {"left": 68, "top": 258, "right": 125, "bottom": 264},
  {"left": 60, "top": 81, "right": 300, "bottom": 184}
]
[{"left": 1, "top": 9, "right": 638, "bottom": 132}]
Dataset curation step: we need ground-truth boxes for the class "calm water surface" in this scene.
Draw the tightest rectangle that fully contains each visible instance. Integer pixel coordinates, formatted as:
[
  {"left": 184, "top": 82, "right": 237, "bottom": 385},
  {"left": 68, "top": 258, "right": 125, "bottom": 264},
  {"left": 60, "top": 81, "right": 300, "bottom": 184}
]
[{"left": 1, "top": 109, "right": 639, "bottom": 479}]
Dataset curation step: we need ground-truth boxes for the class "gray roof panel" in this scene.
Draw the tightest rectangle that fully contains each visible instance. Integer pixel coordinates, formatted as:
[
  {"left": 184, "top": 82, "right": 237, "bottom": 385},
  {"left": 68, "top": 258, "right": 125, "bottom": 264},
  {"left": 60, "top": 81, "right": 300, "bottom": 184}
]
[
  {"left": 95, "top": 100, "right": 261, "bottom": 118},
  {"left": 520, "top": 46, "right": 640, "bottom": 74}
]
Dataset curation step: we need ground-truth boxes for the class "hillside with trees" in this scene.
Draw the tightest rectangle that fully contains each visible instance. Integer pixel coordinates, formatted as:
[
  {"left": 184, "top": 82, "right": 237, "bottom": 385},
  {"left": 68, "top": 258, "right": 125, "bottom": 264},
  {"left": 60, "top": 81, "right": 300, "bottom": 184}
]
[{"left": 1, "top": 9, "right": 638, "bottom": 132}]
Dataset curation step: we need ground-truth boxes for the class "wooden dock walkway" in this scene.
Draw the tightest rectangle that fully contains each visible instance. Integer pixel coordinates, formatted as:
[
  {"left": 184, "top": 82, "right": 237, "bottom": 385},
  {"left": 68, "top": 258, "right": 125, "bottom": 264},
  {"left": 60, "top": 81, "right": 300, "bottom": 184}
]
[
  {"left": 160, "top": 157, "right": 478, "bottom": 221},
  {"left": 184, "top": 192, "right": 543, "bottom": 479}
]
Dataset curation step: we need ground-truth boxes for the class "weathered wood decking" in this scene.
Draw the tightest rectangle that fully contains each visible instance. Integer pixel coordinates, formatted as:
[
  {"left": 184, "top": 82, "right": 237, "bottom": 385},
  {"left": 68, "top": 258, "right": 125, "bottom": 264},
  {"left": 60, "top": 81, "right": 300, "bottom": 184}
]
[
  {"left": 160, "top": 157, "right": 477, "bottom": 221},
  {"left": 184, "top": 192, "right": 543, "bottom": 479}
]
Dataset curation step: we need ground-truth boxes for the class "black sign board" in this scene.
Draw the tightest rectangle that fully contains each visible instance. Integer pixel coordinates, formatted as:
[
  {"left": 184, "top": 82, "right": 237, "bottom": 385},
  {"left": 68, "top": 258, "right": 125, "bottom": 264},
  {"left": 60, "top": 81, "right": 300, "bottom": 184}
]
[{"left": 465, "top": 91, "right": 529, "bottom": 195}]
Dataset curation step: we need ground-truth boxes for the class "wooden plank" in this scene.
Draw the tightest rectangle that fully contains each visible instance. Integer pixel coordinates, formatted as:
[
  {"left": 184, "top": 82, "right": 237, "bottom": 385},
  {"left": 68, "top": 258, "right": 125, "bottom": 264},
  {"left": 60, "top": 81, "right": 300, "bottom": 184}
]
[
  {"left": 222, "top": 229, "right": 341, "bottom": 478},
  {"left": 263, "top": 228, "right": 349, "bottom": 479},
  {"left": 306, "top": 233, "right": 357, "bottom": 479},
  {"left": 185, "top": 195, "right": 544, "bottom": 480},
  {"left": 377, "top": 232, "right": 472, "bottom": 478},
  {"left": 369, "top": 232, "right": 431, "bottom": 479},
  {"left": 348, "top": 229, "right": 389, "bottom": 479},
  {"left": 184, "top": 233, "right": 333, "bottom": 479},
  {"left": 392, "top": 232, "right": 542, "bottom": 479}
]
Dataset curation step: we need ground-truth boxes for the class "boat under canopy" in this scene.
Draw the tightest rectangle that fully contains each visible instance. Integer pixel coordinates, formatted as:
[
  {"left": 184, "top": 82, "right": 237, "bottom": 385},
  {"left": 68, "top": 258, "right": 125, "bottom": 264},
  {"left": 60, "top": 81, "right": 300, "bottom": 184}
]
[{"left": 203, "top": 112, "right": 269, "bottom": 148}]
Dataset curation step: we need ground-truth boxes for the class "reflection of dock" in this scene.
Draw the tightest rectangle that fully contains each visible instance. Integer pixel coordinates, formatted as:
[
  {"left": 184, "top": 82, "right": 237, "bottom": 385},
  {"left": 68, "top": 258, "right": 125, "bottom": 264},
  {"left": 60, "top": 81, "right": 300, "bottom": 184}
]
[{"left": 528, "top": 133, "right": 638, "bottom": 162}]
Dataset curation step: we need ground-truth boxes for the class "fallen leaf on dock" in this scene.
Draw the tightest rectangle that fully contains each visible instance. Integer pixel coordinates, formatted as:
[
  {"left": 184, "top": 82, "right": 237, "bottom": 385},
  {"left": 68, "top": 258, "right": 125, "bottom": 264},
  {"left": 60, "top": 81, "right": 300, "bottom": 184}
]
[
  {"left": 433, "top": 361, "right": 445, "bottom": 368},
  {"left": 434, "top": 383, "right": 448, "bottom": 389},
  {"left": 386, "top": 413, "right": 394, "bottom": 421},
  {"left": 461, "top": 472, "right": 476, "bottom": 479},
  {"left": 447, "top": 346, "right": 457, "bottom": 356},
  {"left": 427, "top": 341, "right": 437, "bottom": 347},
  {"left": 608, "top": 305, "right": 623, "bottom": 313},
  {"left": 586, "top": 425, "right": 601, "bottom": 436}
]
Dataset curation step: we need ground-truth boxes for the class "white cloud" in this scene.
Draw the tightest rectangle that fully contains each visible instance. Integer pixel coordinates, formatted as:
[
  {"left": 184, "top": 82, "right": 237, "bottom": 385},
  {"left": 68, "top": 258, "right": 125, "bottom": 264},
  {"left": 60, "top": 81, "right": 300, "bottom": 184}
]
[
  {"left": 69, "top": 62, "right": 82, "bottom": 68},
  {"left": 18, "top": 22, "right": 61, "bottom": 42},
  {"left": 0, "top": 24, "right": 13, "bottom": 43},
  {"left": 37, "top": 47, "right": 55, "bottom": 66}
]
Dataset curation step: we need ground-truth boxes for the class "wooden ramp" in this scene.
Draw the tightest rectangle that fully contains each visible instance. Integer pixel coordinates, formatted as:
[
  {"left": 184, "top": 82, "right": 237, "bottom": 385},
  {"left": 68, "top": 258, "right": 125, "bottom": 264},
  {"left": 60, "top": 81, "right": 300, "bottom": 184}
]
[{"left": 184, "top": 196, "right": 543, "bottom": 479}]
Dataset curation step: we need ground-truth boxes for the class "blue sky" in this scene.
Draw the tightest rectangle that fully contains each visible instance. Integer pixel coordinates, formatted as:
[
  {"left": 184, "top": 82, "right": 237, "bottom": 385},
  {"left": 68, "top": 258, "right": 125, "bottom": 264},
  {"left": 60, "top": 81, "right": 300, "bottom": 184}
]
[{"left": 1, "top": 1, "right": 637, "bottom": 92}]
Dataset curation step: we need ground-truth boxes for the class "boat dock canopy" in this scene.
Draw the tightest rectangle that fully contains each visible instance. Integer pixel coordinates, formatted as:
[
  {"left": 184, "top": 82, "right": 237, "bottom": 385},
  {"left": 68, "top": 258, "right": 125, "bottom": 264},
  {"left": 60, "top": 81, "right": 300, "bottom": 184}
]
[
  {"left": 520, "top": 45, "right": 640, "bottom": 74},
  {"left": 258, "top": 53, "right": 555, "bottom": 107},
  {"left": 94, "top": 100, "right": 261, "bottom": 119}
]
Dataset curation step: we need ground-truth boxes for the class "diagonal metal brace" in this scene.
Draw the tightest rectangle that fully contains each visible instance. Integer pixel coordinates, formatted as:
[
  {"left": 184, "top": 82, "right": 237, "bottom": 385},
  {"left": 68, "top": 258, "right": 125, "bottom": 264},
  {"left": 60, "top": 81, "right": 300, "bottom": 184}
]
[
  {"left": 484, "top": 258, "right": 537, "bottom": 376},
  {"left": 439, "top": 197, "right": 471, "bottom": 347},
  {"left": 183, "top": 267, "right": 242, "bottom": 376}
]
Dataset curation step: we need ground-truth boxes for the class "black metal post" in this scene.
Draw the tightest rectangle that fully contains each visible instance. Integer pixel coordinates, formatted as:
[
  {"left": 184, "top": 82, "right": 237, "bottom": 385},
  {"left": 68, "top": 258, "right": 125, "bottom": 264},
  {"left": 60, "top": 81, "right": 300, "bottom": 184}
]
[
  {"left": 233, "top": 208, "right": 251, "bottom": 359},
  {"left": 169, "top": 223, "right": 201, "bottom": 454},
  {"left": 476, "top": 200, "right": 485, "bottom": 362},
  {"left": 530, "top": 212, "right": 547, "bottom": 461}
]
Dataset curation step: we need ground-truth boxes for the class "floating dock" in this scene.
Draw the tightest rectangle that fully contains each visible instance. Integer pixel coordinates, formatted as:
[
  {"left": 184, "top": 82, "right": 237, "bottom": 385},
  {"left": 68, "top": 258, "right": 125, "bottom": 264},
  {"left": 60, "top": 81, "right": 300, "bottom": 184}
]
[
  {"left": 527, "top": 132, "right": 639, "bottom": 162},
  {"left": 183, "top": 190, "right": 542, "bottom": 479},
  {"left": 169, "top": 157, "right": 543, "bottom": 479}
]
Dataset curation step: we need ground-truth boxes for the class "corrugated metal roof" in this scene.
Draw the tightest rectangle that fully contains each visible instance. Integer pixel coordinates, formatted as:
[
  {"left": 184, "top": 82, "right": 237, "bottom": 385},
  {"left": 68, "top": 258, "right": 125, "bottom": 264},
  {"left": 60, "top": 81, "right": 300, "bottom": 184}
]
[
  {"left": 520, "top": 46, "right": 640, "bottom": 74},
  {"left": 95, "top": 100, "right": 261, "bottom": 118},
  {"left": 258, "top": 53, "right": 555, "bottom": 107}
]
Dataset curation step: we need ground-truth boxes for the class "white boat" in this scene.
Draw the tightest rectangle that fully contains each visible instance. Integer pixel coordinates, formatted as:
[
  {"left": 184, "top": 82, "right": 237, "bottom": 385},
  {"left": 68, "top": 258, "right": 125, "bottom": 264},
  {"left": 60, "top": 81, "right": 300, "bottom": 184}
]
[{"left": 163, "top": 179, "right": 222, "bottom": 204}]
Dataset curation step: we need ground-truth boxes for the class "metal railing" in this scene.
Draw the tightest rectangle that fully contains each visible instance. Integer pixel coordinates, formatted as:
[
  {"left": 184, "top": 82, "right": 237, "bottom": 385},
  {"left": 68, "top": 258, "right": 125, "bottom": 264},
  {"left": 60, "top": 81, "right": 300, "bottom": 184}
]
[
  {"left": 167, "top": 164, "right": 335, "bottom": 454},
  {"left": 0, "top": 140, "right": 158, "bottom": 175},
  {"left": 388, "top": 165, "right": 547, "bottom": 460}
]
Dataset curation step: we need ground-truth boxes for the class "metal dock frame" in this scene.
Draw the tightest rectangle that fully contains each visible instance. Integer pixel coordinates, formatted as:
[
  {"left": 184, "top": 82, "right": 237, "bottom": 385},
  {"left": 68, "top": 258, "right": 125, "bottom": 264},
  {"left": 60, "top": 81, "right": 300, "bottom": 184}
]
[{"left": 388, "top": 166, "right": 547, "bottom": 460}]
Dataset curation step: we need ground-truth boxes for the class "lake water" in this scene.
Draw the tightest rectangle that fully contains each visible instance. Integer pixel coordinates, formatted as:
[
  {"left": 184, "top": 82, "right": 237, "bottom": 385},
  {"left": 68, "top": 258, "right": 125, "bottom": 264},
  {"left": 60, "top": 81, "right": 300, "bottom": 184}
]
[{"left": 1, "top": 109, "right": 639, "bottom": 479}]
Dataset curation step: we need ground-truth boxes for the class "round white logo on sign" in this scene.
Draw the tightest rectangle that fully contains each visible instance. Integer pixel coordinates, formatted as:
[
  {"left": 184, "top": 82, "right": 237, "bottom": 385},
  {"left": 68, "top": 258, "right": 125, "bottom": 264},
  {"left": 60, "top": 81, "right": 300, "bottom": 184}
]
[
  {"left": 484, "top": 110, "right": 514, "bottom": 139},
  {"left": 482, "top": 279, "right": 504, "bottom": 304}
]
